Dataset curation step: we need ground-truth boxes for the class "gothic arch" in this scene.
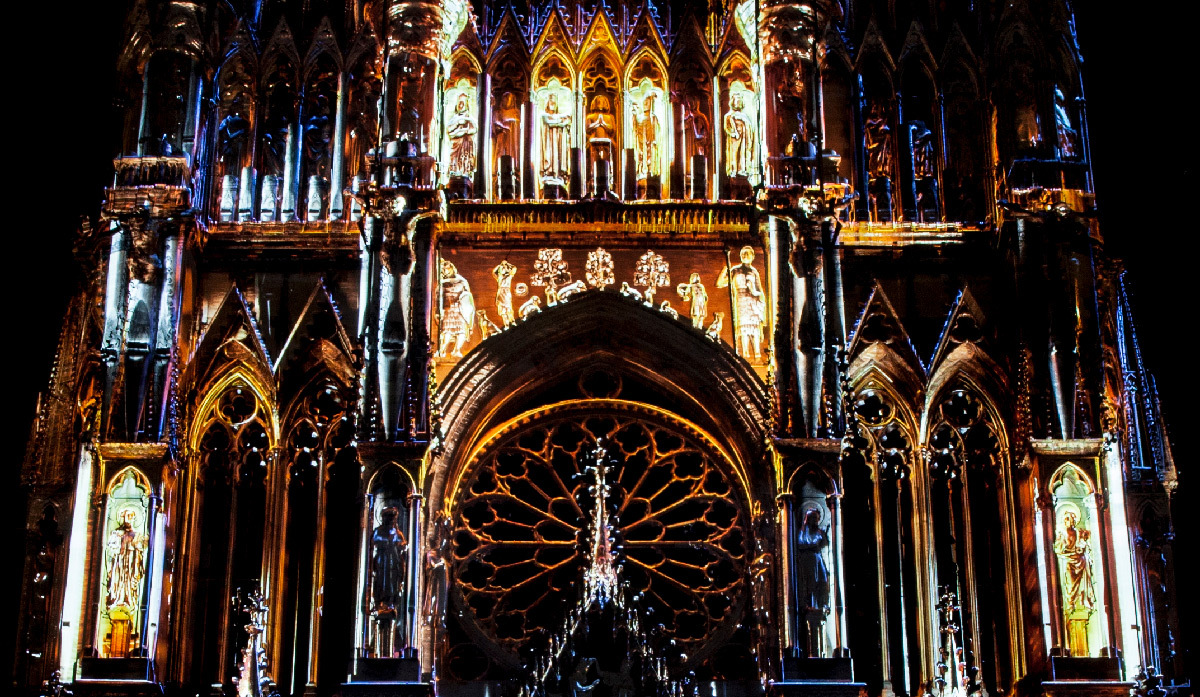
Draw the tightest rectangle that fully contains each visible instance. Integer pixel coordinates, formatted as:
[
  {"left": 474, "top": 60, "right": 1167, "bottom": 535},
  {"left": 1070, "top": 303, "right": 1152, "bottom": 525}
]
[{"left": 427, "top": 292, "right": 770, "bottom": 525}]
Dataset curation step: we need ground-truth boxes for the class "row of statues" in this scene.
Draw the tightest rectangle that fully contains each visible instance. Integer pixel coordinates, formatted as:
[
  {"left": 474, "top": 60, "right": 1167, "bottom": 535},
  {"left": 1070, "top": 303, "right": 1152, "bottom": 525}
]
[
  {"left": 441, "top": 79, "right": 759, "bottom": 189},
  {"left": 437, "top": 247, "right": 767, "bottom": 360}
]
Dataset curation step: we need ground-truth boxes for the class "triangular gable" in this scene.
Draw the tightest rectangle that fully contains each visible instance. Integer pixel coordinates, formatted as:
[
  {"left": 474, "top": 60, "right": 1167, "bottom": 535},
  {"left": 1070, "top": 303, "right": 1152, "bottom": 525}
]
[
  {"left": 624, "top": 4, "right": 668, "bottom": 59},
  {"left": 578, "top": 7, "right": 620, "bottom": 61},
  {"left": 898, "top": 20, "right": 937, "bottom": 74},
  {"left": 847, "top": 283, "right": 924, "bottom": 377},
  {"left": 928, "top": 286, "right": 987, "bottom": 377},
  {"left": 304, "top": 16, "right": 344, "bottom": 74},
  {"left": 261, "top": 18, "right": 301, "bottom": 74},
  {"left": 189, "top": 285, "right": 273, "bottom": 394},
  {"left": 275, "top": 280, "right": 358, "bottom": 414},
  {"left": 669, "top": 13, "right": 714, "bottom": 67},
  {"left": 486, "top": 6, "right": 532, "bottom": 63},
  {"left": 532, "top": 5, "right": 576, "bottom": 59}
]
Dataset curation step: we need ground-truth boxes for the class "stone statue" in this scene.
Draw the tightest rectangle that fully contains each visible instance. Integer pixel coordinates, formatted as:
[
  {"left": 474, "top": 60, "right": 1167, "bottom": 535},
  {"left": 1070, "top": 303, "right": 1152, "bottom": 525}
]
[
  {"left": 717, "top": 246, "right": 766, "bottom": 359},
  {"left": 371, "top": 507, "right": 408, "bottom": 615},
  {"left": 422, "top": 513, "right": 452, "bottom": 628},
  {"left": 492, "top": 260, "right": 517, "bottom": 327},
  {"left": 303, "top": 93, "right": 334, "bottom": 180},
  {"left": 723, "top": 90, "right": 755, "bottom": 177},
  {"left": 492, "top": 91, "right": 521, "bottom": 160},
  {"left": 438, "top": 260, "right": 476, "bottom": 357},
  {"left": 795, "top": 507, "right": 830, "bottom": 657},
  {"left": 682, "top": 93, "right": 711, "bottom": 155},
  {"left": 1054, "top": 87, "right": 1079, "bottom": 158},
  {"left": 540, "top": 93, "right": 572, "bottom": 183},
  {"left": 865, "top": 106, "right": 892, "bottom": 180},
  {"left": 105, "top": 507, "right": 146, "bottom": 611},
  {"left": 633, "top": 93, "right": 661, "bottom": 178},
  {"left": 676, "top": 273, "right": 709, "bottom": 329},
  {"left": 586, "top": 94, "right": 616, "bottom": 163},
  {"left": 447, "top": 93, "right": 478, "bottom": 176},
  {"left": 218, "top": 112, "right": 251, "bottom": 174},
  {"left": 1054, "top": 509, "right": 1095, "bottom": 612}
]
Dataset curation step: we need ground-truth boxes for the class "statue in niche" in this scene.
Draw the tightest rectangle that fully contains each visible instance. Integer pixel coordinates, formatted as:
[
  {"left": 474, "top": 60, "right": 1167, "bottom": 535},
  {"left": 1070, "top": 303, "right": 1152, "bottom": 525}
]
[
  {"left": 447, "top": 92, "right": 478, "bottom": 176},
  {"left": 717, "top": 246, "right": 766, "bottom": 359},
  {"left": 910, "top": 121, "right": 939, "bottom": 220},
  {"left": 372, "top": 507, "right": 408, "bottom": 613},
  {"left": 347, "top": 75, "right": 382, "bottom": 178},
  {"left": 492, "top": 91, "right": 520, "bottom": 160},
  {"left": 540, "top": 92, "right": 572, "bottom": 183},
  {"left": 864, "top": 106, "right": 892, "bottom": 180},
  {"left": 395, "top": 61, "right": 427, "bottom": 143},
  {"left": 724, "top": 89, "right": 755, "bottom": 177},
  {"left": 218, "top": 109, "right": 250, "bottom": 173},
  {"left": 492, "top": 260, "right": 517, "bottom": 327},
  {"left": 423, "top": 513, "right": 452, "bottom": 628},
  {"left": 438, "top": 260, "right": 476, "bottom": 357},
  {"left": 1054, "top": 87, "right": 1079, "bottom": 158},
  {"left": 106, "top": 507, "right": 147, "bottom": 611},
  {"left": 676, "top": 273, "right": 709, "bottom": 329},
  {"left": 1054, "top": 508, "right": 1095, "bottom": 613},
  {"left": 633, "top": 93, "right": 661, "bottom": 178},
  {"left": 795, "top": 506, "right": 830, "bottom": 657},
  {"left": 585, "top": 94, "right": 616, "bottom": 163},
  {"left": 1015, "top": 102, "right": 1042, "bottom": 150},
  {"left": 681, "top": 92, "right": 711, "bottom": 155},
  {"left": 303, "top": 93, "right": 334, "bottom": 179}
]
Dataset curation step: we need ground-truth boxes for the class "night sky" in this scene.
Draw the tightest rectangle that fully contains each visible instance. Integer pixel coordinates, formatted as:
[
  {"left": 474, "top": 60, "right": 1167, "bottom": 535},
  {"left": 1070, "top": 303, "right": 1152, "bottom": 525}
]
[{"left": 6, "top": 0, "right": 1193, "bottom": 680}]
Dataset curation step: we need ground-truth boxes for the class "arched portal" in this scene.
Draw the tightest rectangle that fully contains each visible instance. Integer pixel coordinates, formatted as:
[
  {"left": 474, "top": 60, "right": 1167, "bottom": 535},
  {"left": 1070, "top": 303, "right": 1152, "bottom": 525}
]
[{"left": 424, "top": 291, "right": 771, "bottom": 685}]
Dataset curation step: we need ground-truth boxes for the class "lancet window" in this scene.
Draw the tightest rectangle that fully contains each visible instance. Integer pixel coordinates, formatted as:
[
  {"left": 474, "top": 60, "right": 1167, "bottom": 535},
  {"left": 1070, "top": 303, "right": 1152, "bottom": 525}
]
[{"left": 187, "top": 382, "right": 274, "bottom": 687}]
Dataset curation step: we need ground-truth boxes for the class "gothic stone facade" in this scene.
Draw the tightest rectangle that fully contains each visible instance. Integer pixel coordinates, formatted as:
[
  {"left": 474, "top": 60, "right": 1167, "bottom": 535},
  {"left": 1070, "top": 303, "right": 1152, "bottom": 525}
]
[{"left": 14, "top": 0, "right": 1184, "bottom": 696}]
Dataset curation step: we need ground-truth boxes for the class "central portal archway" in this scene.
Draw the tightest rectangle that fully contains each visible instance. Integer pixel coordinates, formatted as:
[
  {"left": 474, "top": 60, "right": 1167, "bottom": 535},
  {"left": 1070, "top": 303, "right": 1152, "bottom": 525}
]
[{"left": 444, "top": 399, "right": 751, "bottom": 676}]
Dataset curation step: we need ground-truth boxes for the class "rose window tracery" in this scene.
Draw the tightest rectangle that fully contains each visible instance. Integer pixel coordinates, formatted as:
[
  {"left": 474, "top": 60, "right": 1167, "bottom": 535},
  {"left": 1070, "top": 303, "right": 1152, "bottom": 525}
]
[{"left": 449, "top": 401, "right": 749, "bottom": 666}]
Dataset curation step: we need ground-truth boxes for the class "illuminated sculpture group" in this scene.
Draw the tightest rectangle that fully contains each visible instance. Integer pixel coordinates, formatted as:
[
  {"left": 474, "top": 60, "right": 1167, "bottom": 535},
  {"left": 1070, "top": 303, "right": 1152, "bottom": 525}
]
[{"left": 12, "top": 0, "right": 1185, "bottom": 696}]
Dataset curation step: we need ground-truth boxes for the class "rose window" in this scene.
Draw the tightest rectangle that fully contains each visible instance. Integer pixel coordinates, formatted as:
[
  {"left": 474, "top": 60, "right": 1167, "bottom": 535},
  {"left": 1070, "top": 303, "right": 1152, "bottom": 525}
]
[{"left": 449, "top": 401, "right": 749, "bottom": 666}]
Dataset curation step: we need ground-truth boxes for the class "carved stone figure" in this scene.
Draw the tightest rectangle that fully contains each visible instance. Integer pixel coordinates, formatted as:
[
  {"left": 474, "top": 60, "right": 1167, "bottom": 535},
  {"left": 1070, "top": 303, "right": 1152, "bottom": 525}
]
[
  {"left": 705, "top": 312, "right": 724, "bottom": 341},
  {"left": 371, "top": 507, "right": 408, "bottom": 615},
  {"left": 865, "top": 106, "right": 892, "bottom": 180},
  {"left": 1055, "top": 510, "right": 1095, "bottom": 612},
  {"left": 492, "top": 91, "right": 520, "bottom": 159},
  {"left": 438, "top": 260, "right": 476, "bottom": 357},
  {"left": 423, "top": 514, "right": 452, "bottom": 628},
  {"left": 585, "top": 248, "right": 614, "bottom": 290},
  {"left": 682, "top": 93, "right": 711, "bottom": 155},
  {"left": 633, "top": 93, "right": 661, "bottom": 178},
  {"left": 795, "top": 507, "right": 830, "bottom": 657},
  {"left": 676, "top": 273, "right": 709, "bottom": 329},
  {"left": 492, "top": 260, "right": 517, "bottom": 327},
  {"left": 717, "top": 246, "right": 766, "bottom": 359},
  {"left": 447, "top": 93, "right": 478, "bottom": 176},
  {"left": 586, "top": 94, "right": 616, "bottom": 164},
  {"left": 303, "top": 93, "right": 334, "bottom": 180},
  {"left": 540, "top": 93, "right": 572, "bottom": 183},
  {"left": 105, "top": 508, "right": 146, "bottom": 611},
  {"left": 1054, "top": 87, "right": 1079, "bottom": 158},
  {"left": 724, "top": 90, "right": 755, "bottom": 177}
]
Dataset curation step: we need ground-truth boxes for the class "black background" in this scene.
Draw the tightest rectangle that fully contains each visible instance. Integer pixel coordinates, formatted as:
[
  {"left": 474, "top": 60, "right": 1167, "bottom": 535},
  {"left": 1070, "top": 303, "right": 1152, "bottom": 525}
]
[{"left": 5, "top": 0, "right": 1193, "bottom": 684}]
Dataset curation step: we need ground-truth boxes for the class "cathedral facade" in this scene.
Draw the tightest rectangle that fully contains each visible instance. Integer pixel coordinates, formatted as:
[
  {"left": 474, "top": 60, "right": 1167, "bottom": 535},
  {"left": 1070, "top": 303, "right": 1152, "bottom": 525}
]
[{"left": 13, "top": 0, "right": 1186, "bottom": 696}]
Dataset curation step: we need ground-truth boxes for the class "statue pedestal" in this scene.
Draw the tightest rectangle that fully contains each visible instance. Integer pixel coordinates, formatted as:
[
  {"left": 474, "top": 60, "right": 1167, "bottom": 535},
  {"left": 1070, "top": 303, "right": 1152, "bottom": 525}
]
[
  {"left": 774, "top": 656, "right": 866, "bottom": 697},
  {"left": 73, "top": 657, "right": 162, "bottom": 696},
  {"left": 342, "top": 654, "right": 430, "bottom": 697},
  {"left": 1041, "top": 656, "right": 1133, "bottom": 697}
]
